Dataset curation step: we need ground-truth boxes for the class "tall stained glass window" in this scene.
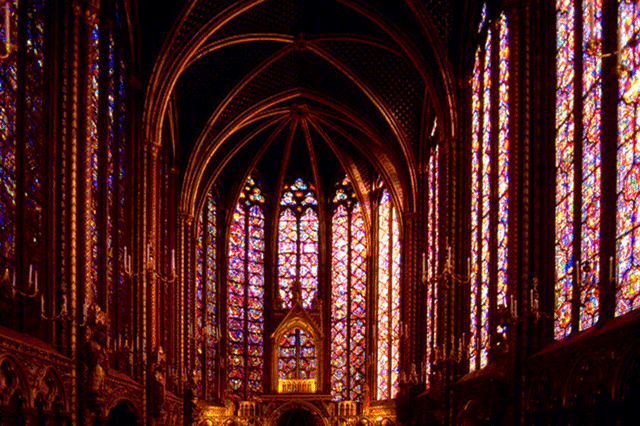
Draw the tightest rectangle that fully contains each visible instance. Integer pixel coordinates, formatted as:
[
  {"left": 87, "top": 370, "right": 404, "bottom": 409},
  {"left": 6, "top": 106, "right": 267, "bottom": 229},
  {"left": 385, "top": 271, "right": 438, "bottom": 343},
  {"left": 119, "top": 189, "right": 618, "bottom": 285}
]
[
  {"left": 376, "top": 188, "right": 401, "bottom": 400},
  {"left": 330, "top": 176, "right": 367, "bottom": 401},
  {"left": 617, "top": 0, "right": 640, "bottom": 317},
  {"left": 425, "top": 142, "right": 439, "bottom": 386},
  {"left": 469, "top": 13, "right": 510, "bottom": 371},
  {"left": 277, "top": 178, "right": 319, "bottom": 309},
  {"left": 228, "top": 176, "right": 265, "bottom": 401},
  {"left": 554, "top": 0, "right": 602, "bottom": 340},
  {"left": 0, "top": 0, "right": 19, "bottom": 276},
  {"left": 0, "top": 0, "right": 45, "bottom": 332},
  {"left": 195, "top": 190, "right": 217, "bottom": 399},
  {"left": 89, "top": 20, "right": 100, "bottom": 299}
]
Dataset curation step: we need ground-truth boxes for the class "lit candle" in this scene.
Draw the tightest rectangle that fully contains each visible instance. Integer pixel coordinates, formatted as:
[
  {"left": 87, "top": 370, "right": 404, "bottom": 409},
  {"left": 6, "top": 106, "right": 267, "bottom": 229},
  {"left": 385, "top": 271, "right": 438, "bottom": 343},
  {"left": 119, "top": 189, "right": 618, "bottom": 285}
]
[
  {"left": 34, "top": 271, "right": 38, "bottom": 292},
  {"left": 40, "top": 295, "right": 44, "bottom": 312},
  {"left": 5, "top": 3, "right": 9, "bottom": 48},
  {"left": 29, "top": 264, "right": 33, "bottom": 284},
  {"left": 171, "top": 249, "right": 176, "bottom": 271},
  {"left": 422, "top": 252, "right": 426, "bottom": 273}
]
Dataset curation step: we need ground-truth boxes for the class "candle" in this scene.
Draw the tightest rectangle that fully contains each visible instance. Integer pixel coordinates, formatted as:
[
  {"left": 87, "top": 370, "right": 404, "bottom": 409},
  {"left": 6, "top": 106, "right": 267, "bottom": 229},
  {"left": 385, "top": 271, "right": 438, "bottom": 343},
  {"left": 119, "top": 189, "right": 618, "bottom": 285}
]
[
  {"left": 34, "top": 271, "right": 38, "bottom": 292},
  {"left": 172, "top": 249, "right": 176, "bottom": 271},
  {"left": 40, "top": 295, "right": 44, "bottom": 312},
  {"left": 146, "top": 244, "right": 150, "bottom": 265},
  {"left": 609, "top": 256, "right": 614, "bottom": 283},
  {"left": 5, "top": 3, "right": 9, "bottom": 48},
  {"left": 422, "top": 252, "right": 426, "bottom": 273},
  {"left": 62, "top": 295, "right": 67, "bottom": 312},
  {"left": 29, "top": 264, "right": 33, "bottom": 284}
]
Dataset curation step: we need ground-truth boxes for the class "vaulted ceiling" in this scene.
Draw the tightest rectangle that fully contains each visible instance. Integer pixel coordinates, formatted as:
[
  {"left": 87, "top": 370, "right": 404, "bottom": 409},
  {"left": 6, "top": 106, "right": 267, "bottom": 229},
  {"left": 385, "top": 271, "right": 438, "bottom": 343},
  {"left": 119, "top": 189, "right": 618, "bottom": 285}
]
[{"left": 138, "top": 0, "right": 465, "bottom": 216}]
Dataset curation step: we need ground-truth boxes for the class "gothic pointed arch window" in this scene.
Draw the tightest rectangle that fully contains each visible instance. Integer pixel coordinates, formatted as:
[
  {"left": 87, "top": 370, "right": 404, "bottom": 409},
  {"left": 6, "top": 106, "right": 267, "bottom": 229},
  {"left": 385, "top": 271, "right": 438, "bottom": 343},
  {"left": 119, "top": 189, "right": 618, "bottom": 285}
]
[
  {"left": 195, "top": 188, "right": 218, "bottom": 399},
  {"left": 330, "top": 175, "right": 367, "bottom": 401},
  {"left": 277, "top": 177, "right": 319, "bottom": 309},
  {"left": 376, "top": 186, "right": 401, "bottom": 400},
  {"left": 227, "top": 176, "right": 265, "bottom": 401},
  {"left": 469, "top": 8, "right": 510, "bottom": 370}
]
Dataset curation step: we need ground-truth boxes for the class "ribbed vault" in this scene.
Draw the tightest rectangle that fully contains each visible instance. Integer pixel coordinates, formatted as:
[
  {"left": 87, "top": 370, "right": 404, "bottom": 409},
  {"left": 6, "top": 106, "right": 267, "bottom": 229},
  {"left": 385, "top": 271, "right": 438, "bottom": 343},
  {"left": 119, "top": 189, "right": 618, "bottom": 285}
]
[{"left": 141, "top": 0, "right": 456, "bottom": 213}]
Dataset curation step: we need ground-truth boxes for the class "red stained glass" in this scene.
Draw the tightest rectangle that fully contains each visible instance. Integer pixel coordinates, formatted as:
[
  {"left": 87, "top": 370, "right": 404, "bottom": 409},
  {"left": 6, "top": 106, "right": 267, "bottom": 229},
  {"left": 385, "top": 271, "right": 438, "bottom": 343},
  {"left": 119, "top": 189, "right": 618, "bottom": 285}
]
[
  {"left": 277, "top": 178, "right": 319, "bottom": 309},
  {"left": 377, "top": 188, "right": 401, "bottom": 400},
  {"left": 617, "top": 0, "right": 640, "bottom": 317},
  {"left": 555, "top": 0, "right": 602, "bottom": 339},
  {"left": 426, "top": 143, "right": 439, "bottom": 385},
  {"left": 227, "top": 176, "right": 264, "bottom": 401},
  {"left": 330, "top": 177, "right": 367, "bottom": 401}
]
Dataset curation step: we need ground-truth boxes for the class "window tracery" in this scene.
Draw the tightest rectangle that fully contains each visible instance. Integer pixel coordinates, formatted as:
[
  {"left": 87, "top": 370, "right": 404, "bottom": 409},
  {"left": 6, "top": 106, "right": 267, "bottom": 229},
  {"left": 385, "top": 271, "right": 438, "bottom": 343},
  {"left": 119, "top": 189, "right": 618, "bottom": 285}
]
[
  {"left": 330, "top": 176, "right": 367, "bottom": 401},
  {"left": 277, "top": 178, "right": 319, "bottom": 309},
  {"left": 469, "top": 12, "right": 510, "bottom": 370},
  {"left": 227, "top": 176, "right": 265, "bottom": 401}
]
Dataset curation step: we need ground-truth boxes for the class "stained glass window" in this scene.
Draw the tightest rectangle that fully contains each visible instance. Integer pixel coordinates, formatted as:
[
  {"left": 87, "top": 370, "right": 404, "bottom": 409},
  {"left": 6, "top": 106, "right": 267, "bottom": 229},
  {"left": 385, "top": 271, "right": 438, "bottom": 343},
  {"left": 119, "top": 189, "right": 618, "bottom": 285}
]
[
  {"left": 377, "top": 188, "right": 401, "bottom": 400},
  {"left": 617, "top": 0, "right": 640, "bottom": 317},
  {"left": 89, "top": 20, "right": 100, "bottom": 299},
  {"left": 330, "top": 176, "right": 367, "bottom": 401},
  {"left": 195, "top": 189, "right": 217, "bottom": 398},
  {"left": 469, "top": 13, "right": 510, "bottom": 371},
  {"left": 425, "top": 144, "right": 438, "bottom": 387},
  {"left": 554, "top": 0, "right": 602, "bottom": 340},
  {"left": 0, "top": 0, "right": 18, "bottom": 274},
  {"left": 0, "top": 0, "right": 45, "bottom": 333},
  {"left": 228, "top": 176, "right": 265, "bottom": 401},
  {"left": 277, "top": 178, "right": 319, "bottom": 309},
  {"left": 278, "top": 328, "right": 317, "bottom": 381}
]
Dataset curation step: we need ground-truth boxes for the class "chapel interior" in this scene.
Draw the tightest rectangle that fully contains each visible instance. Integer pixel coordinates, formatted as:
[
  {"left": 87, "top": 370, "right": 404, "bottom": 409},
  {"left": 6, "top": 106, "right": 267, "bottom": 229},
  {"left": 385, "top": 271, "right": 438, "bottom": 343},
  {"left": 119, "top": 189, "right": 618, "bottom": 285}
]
[{"left": 1, "top": 0, "right": 640, "bottom": 425}]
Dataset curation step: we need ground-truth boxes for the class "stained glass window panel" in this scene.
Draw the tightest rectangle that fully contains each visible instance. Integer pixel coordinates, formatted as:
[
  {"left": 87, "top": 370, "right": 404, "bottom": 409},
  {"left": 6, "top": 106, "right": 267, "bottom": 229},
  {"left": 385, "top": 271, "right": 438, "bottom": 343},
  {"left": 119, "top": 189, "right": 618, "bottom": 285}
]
[
  {"left": 0, "top": 1, "right": 17, "bottom": 270},
  {"left": 330, "top": 177, "right": 367, "bottom": 401},
  {"left": 227, "top": 177, "right": 264, "bottom": 401},
  {"left": 277, "top": 178, "right": 319, "bottom": 309},
  {"left": 617, "top": 0, "right": 640, "bottom": 316},
  {"left": 579, "top": 0, "right": 602, "bottom": 332},
  {"left": 555, "top": 0, "right": 576, "bottom": 341},
  {"left": 377, "top": 188, "right": 400, "bottom": 400},
  {"left": 426, "top": 144, "right": 439, "bottom": 386},
  {"left": 470, "top": 46, "right": 481, "bottom": 371}
]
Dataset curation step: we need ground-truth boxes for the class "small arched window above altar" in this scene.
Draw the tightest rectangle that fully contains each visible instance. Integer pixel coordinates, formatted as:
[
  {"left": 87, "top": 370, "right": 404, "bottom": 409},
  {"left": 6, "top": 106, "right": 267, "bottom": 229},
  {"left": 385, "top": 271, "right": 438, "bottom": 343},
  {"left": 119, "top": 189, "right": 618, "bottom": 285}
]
[{"left": 270, "top": 298, "right": 323, "bottom": 395}]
